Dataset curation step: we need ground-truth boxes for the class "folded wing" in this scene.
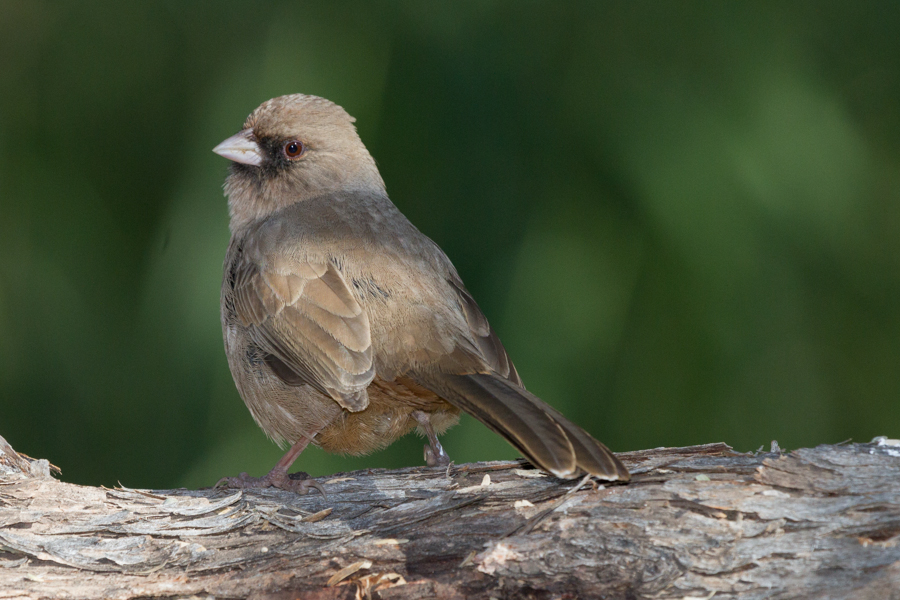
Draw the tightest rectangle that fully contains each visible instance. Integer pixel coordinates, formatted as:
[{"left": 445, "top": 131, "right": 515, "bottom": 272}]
[{"left": 230, "top": 251, "right": 374, "bottom": 412}]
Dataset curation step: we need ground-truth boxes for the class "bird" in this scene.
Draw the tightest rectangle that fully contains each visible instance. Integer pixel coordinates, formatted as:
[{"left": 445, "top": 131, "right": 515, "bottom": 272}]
[{"left": 212, "top": 94, "right": 629, "bottom": 494}]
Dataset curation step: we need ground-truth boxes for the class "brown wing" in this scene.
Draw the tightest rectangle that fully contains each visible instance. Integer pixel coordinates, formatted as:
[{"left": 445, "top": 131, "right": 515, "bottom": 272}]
[
  {"left": 448, "top": 275, "right": 522, "bottom": 386},
  {"left": 230, "top": 253, "right": 374, "bottom": 412}
]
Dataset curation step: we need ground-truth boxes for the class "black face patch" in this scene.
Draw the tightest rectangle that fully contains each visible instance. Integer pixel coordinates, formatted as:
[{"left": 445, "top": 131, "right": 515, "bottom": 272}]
[
  {"left": 258, "top": 137, "right": 295, "bottom": 171},
  {"left": 228, "top": 137, "right": 292, "bottom": 185}
]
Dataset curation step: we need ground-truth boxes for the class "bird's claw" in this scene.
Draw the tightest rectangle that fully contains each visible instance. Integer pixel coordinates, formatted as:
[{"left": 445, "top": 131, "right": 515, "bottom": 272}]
[
  {"left": 215, "top": 472, "right": 253, "bottom": 489},
  {"left": 215, "top": 469, "right": 326, "bottom": 497}
]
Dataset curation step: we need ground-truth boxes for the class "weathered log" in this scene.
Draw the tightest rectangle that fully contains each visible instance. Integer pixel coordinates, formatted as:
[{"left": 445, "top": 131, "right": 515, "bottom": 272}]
[{"left": 2, "top": 433, "right": 900, "bottom": 599}]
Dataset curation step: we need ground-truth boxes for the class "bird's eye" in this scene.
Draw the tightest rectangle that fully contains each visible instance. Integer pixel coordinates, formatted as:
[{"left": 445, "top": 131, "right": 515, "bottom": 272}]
[{"left": 283, "top": 140, "right": 306, "bottom": 160}]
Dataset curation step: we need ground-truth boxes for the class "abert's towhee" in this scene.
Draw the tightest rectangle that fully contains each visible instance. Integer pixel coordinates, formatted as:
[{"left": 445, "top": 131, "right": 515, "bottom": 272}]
[{"left": 213, "top": 94, "right": 629, "bottom": 493}]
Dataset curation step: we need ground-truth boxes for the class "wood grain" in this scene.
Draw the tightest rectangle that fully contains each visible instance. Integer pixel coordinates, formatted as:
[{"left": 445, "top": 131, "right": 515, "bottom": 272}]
[{"left": 2, "top": 436, "right": 900, "bottom": 599}]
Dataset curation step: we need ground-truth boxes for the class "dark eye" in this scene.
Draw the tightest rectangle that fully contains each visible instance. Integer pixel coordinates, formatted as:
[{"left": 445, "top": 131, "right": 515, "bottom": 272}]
[{"left": 283, "top": 140, "right": 306, "bottom": 159}]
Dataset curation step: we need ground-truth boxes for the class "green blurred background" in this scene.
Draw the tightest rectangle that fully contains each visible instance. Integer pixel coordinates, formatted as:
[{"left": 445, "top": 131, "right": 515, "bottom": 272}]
[{"left": 1, "top": 2, "right": 899, "bottom": 489}]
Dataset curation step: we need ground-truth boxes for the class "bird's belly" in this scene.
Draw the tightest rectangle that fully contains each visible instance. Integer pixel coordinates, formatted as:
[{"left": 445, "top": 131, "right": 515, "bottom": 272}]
[
  {"left": 316, "top": 376, "right": 460, "bottom": 455},
  {"left": 227, "top": 323, "right": 461, "bottom": 455}
]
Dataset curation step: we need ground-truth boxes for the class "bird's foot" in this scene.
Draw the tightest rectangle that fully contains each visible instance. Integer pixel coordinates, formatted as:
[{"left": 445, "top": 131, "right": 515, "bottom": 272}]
[
  {"left": 413, "top": 410, "right": 452, "bottom": 467},
  {"left": 215, "top": 466, "right": 326, "bottom": 496},
  {"left": 423, "top": 443, "right": 451, "bottom": 467}
]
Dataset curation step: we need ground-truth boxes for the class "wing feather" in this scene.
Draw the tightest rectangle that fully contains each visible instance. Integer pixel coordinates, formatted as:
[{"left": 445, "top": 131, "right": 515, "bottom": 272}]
[
  {"left": 448, "top": 275, "right": 522, "bottom": 386},
  {"left": 230, "top": 250, "right": 374, "bottom": 412}
]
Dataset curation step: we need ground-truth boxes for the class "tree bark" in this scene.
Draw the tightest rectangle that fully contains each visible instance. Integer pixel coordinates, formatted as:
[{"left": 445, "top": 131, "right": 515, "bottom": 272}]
[{"left": 2, "top": 433, "right": 900, "bottom": 599}]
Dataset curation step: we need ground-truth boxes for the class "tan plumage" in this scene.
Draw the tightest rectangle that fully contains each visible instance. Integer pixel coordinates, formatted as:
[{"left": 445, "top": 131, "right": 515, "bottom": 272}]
[{"left": 214, "top": 94, "right": 628, "bottom": 491}]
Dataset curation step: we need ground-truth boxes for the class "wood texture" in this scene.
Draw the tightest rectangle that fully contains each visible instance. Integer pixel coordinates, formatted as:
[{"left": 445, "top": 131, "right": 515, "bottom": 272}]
[{"left": 3, "top": 434, "right": 900, "bottom": 599}]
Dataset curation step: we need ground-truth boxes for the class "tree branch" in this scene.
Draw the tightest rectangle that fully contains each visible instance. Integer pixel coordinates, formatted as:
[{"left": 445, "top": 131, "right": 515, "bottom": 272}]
[{"left": 2, "top": 434, "right": 900, "bottom": 599}]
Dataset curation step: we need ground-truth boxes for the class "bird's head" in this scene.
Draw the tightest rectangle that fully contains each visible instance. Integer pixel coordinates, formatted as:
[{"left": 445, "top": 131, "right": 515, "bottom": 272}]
[{"left": 214, "top": 94, "right": 385, "bottom": 231}]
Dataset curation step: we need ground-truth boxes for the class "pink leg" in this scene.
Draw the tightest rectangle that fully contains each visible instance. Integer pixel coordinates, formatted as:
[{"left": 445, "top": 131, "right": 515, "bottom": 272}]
[{"left": 216, "top": 426, "right": 328, "bottom": 495}]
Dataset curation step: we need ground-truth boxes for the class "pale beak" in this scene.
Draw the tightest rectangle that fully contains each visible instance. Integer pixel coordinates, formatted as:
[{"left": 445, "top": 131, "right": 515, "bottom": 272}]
[{"left": 213, "top": 129, "right": 263, "bottom": 166}]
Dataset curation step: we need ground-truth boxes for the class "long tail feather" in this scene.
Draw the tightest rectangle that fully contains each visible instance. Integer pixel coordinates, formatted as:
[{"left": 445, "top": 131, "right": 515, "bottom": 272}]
[{"left": 417, "top": 371, "right": 629, "bottom": 481}]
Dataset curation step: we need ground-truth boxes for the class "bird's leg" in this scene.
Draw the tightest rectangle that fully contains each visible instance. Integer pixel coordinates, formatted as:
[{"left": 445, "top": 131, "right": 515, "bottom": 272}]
[
  {"left": 412, "top": 410, "right": 451, "bottom": 467},
  {"left": 215, "top": 423, "right": 329, "bottom": 496}
]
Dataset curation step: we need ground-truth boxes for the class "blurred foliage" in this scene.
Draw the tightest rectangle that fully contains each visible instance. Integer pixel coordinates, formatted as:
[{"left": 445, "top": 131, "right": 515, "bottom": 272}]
[{"left": 1, "top": 1, "right": 899, "bottom": 489}]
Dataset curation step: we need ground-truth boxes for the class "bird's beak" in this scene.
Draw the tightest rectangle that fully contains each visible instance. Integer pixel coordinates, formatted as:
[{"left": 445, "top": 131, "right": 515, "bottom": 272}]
[{"left": 213, "top": 129, "right": 263, "bottom": 166}]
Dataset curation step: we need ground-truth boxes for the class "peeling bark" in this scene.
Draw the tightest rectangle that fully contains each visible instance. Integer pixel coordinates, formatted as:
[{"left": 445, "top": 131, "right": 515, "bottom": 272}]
[{"left": 2, "top": 434, "right": 900, "bottom": 599}]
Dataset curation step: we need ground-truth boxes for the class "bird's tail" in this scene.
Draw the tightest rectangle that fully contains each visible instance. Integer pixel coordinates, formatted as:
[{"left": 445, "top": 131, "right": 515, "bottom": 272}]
[{"left": 417, "top": 371, "right": 629, "bottom": 481}]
